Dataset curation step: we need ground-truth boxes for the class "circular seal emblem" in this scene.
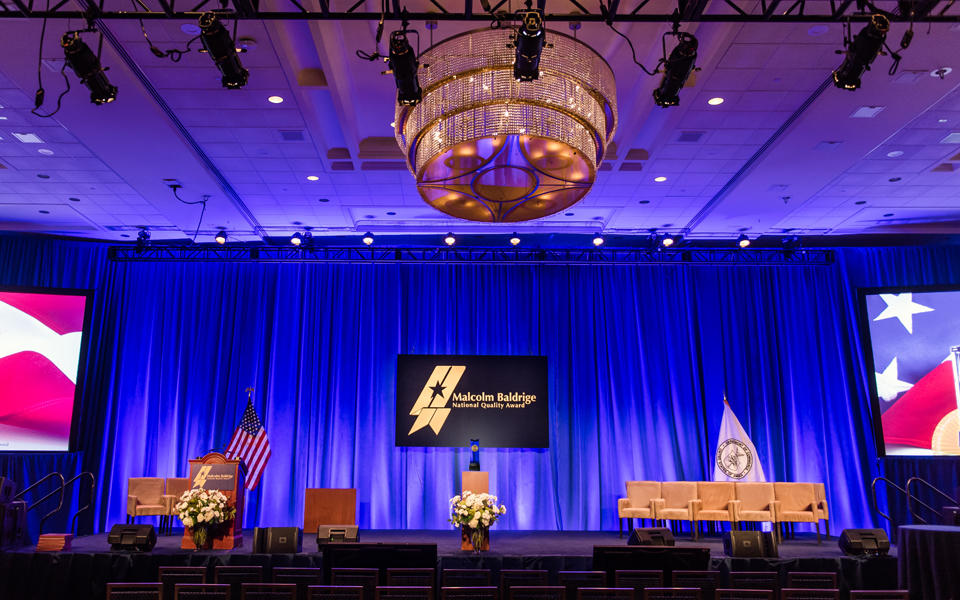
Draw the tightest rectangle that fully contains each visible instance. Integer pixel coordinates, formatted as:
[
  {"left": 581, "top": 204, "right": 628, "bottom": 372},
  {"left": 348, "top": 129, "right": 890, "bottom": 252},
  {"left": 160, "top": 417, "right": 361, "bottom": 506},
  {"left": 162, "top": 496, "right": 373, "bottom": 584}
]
[{"left": 716, "top": 438, "right": 753, "bottom": 479}]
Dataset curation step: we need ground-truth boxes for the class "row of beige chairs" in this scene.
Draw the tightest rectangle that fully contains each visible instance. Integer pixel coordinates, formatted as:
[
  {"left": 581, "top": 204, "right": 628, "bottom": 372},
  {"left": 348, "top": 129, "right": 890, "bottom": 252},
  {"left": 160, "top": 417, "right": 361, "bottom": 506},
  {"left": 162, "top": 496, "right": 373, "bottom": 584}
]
[
  {"left": 127, "top": 477, "right": 192, "bottom": 534},
  {"left": 617, "top": 482, "right": 829, "bottom": 541}
]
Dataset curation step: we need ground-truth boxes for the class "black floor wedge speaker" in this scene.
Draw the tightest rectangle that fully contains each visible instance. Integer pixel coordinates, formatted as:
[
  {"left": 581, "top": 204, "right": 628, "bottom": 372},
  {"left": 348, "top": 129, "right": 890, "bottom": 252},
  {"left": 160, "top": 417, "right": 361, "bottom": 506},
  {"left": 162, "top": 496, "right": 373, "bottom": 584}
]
[
  {"left": 839, "top": 528, "right": 890, "bottom": 556},
  {"left": 107, "top": 524, "right": 157, "bottom": 552},
  {"left": 253, "top": 527, "right": 302, "bottom": 553},
  {"left": 723, "top": 530, "right": 778, "bottom": 557},
  {"left": 627, "top": 527, "right": 676, "bottom": 546}
]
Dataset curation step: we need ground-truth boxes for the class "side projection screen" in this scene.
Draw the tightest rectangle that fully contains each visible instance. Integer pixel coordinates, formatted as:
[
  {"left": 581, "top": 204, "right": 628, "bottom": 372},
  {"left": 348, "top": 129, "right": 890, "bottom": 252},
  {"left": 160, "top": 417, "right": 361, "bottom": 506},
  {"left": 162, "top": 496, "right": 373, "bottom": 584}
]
[
  {"left": 0, "top": 288, "right": 92, "bottom": 452},
  {"left": 859, "top": 287, "right": 960, "bottom": 456},
  {"left": 396, "top": 355, "right": 549, "bottom": 448}
]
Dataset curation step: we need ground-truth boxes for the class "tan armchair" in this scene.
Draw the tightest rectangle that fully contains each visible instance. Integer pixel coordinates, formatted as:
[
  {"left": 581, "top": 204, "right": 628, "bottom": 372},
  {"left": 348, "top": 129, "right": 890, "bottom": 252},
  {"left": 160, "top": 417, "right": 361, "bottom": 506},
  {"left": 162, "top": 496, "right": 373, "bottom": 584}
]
[
  {"left": 617, "top": 481, "right": 660, "bottom": 537},
  {"left": 734, "top": 482, "right": 780, "bottom": 540},
  {"left": 814, "top": 483, "right": 830, "bottom": 537},
  {"left": 162, "top": 477, "right": 191, "bottom": 535},
  {"left": 693, "top": 481, "right": 739, "bottom": 535},
  {"left": 657, "top": 481, "right": 699, "bottom": 539},
  {"left": 774, "top": 482, "right": 821, "bottom": 543},
  {"left": 127, "top": 477, "right": 166, "bottom": 524}
]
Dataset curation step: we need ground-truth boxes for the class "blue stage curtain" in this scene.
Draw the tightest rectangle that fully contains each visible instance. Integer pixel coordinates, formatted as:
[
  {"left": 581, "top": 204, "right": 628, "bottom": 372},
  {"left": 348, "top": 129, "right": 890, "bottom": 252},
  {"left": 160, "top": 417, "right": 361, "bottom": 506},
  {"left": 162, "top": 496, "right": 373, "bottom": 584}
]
[{"left": 2, "top": 235, "right": 959, "bottom": 535}]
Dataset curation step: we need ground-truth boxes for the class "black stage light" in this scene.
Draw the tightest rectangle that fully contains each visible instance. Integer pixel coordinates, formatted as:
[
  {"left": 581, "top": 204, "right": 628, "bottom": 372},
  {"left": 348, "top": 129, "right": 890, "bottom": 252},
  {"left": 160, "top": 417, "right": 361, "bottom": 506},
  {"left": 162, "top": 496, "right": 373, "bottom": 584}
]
[
  {"left": 136, "top": 229, "right": 150, "bottom": 252},
  {"left": 215, "top": 230, "right": 227, "bottom": 245},
  {"left": 61, "top": 33, "right": 117, "bottom": 105},
  {"left": 592, "top": 233, "right": 604, "bottom": 247},
  {"left": 782, "top": 235, "right": 801, "bottom": 250},
  {"left": 653, "top": 32, "right": 698, "bottom": 108},
  {"left": 362, "top": 232, "right": 375, "bottom": 246},
  {"left": 661, "top": 234, "right": 675, "bottom": 248},
  {"left": 509, "top": 233, "right": 521, "bottom": 246},
  {"left": 737, "top": 233, "right": 751, "bottom": 248},
  {"left": 199, "top": 12, "right": 249, "bottom": 89},
  {"left": 833, "top": 14, "right": 889, "bottom": 90},
  {"left": 513, "top": 9, "right": 546, "bottom": 81},
  {"left": 444, "top": 232, "right": 456, "bottom": 246},
  {"left": 389, "top": 31, "right": 421, "bottom": 106},
  {"left": 290, "top": 232, "right": 303, "bottom": 246}
]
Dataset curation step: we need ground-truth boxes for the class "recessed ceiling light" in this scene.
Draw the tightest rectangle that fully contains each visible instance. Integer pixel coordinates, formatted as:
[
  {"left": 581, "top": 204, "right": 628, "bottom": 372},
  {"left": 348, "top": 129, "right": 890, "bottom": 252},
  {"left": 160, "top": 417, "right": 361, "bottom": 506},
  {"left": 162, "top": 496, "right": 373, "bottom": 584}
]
[
  {"left": 638, "top": 200, "right": 650, "bottom": 204},
  {"left": 306, "top": 175, "right": 320, "bottom": 181},
  {"left": 13, "top": 132, "right": 43, "bottom": 143},
  {"left": 267, "top": 95, "right": 284, "bottom": 104},
  {"left": 654, "top": 176, "right": 667, "bottom": 182},
  {"left": 938, "top": 118, "right": 949, "bottom": 123},
  {"left": 883, "top": 213, "right": 895, "bottom": 217},
  {"left": 888, "top": 176, "right": 902, "bottom": 182},
  {"left": 0, "top": 116, "right": 7, "bottom": 120},
  {"left": 318, "top": 198, "right": 329, "bottom": 202},
  {"left": 564, "top": 212, "right": 575, "bottom": 216},
  {"left": 38, "top": 209, "right": 50, "bottom": 214},
  {"left": 707, "top": 97, "right": 724, "bottom": 106},
  {"left": 855, "top": 200, "right": 867, "bottom": 205},
  {"left": 69, "top": 197, "right": 80, "bottom": 202},
  {"left": 180, "top": 23, "right": 202, "bottom": 35},
  {"left": 38, "top": 148, "right": 54, "bottom": 155},
  {"left": 931, "top": 67, "right": 952, "bottom": 78},
  {"left": 886, "top": 150, "right": 904, "bottom": 158},
  {"left": 36, "top": 174, "right": 50, "bottom": 179}
]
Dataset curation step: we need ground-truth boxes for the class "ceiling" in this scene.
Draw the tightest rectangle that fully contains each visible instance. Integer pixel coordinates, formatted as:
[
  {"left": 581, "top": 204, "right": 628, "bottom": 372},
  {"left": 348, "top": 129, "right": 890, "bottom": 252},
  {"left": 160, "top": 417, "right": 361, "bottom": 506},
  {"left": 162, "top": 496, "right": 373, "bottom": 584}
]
[{"left": 1, "top": 0, "right": 960, "bottom": 243}]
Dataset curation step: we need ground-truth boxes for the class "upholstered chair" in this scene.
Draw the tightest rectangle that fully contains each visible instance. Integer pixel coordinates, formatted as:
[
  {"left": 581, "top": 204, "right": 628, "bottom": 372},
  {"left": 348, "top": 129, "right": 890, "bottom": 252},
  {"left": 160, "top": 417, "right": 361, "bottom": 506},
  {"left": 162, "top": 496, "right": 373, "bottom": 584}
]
[
  {"left": 617, "top": 481, "right": 661, "bottom": 537},
  {"left": 774, "top": 482, "right": 821, "bottom": 543},
  {"left": 814, "top": 483, "right": 830, "bottom": 537},
  {"left": 692, "top": 481, "right": 739, "bottom": 534},
  {"left": 127, "top": 477, "right": 166, "bottom": 524},
  {"left": 733, "top": 482, "right": 779, "bottom": 540},
  {"left": 657, "top": 482, "right": 698, "bottom": 539}
]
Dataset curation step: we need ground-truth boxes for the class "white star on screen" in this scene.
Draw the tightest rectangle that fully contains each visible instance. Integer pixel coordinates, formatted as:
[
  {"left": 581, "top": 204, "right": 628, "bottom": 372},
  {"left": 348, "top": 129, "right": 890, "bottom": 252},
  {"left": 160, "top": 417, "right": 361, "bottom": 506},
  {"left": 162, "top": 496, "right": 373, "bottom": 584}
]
[
  {"left": 873, "top": 293, "right": 934, "bottom": 334},
  {"left": 875, "top": 357, "right": 914, "bottom": 402}
]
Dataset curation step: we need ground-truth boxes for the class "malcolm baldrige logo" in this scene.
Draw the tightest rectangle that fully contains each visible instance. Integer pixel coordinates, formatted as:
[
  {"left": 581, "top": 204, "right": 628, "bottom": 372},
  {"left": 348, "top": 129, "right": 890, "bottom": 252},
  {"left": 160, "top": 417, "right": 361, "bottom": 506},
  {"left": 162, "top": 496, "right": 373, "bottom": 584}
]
[{"left": 716, "top": 438, "right": 753, "bottom": 479}]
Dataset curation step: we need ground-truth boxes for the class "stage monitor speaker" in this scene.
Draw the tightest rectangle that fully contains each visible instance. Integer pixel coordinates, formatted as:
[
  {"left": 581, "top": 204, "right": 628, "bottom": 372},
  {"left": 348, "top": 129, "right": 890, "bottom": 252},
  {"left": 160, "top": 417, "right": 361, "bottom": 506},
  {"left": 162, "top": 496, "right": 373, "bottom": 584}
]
[
  {"left": 943, "top": 506, "right": 960, "bottom": 526},
  {"left": 627, "top": 527, "right": 675, "bottom": 546},
  {"left": 253, "top": 527, "right": 302, "bottom": 553},
  {"left": 839, "top": 528, "right": 890, "bottom": 556},
  {"left": 722, "top": 531, "right": 778, "bottom": 558},
  {"left": 317, "top": 525, "right": 359, "bottom": 548},
  {"left": 592, "top": 545, "right": 710, "bottom": 581},
  {"left": 107, "top": 524, "right": 157, "bottom": 552}
]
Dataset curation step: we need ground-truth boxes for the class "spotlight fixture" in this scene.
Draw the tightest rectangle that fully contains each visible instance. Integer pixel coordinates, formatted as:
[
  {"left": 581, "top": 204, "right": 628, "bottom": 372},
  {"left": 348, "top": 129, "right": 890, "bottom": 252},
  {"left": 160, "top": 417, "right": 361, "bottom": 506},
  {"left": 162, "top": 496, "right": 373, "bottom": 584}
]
[
  {"left": 737, "top": 233, "right": 751, "bottom": 248},
  {"left": 592, "top": 234, "right": 604, "bottom": 247},
  {"left": 509, "top": 233, "right": 521, "bottom": 246},
  {"left": 199, "top": 12, "right": 249, "bottom": 89},
  {"left": 513, "top": 9, "right": 546, "bottom": 81},
  {"left": 443, "top": 232, "right": 456, "bottom": 246},
  {"left": 362, "top": 232, "right": 375, "bottom": 246},
  {"left": 215, "top": 230, "right": 227, "bottom": 245},
  {"left": 782, "top": 234, "right": 801, "bottom": 250},
  {"left": 302, "top": 230, "right": 313, "bottom": 247},
  {"left": 653, "top": 32, "right": 698, "bottom": 108},
  {"left": 388, "top": 30, "right": 421, "bottom": 106},
  {"left": 661, "top": 235, "right": 675, "bottom": 248},
  {"left": 290, "top": 232, "right": 303, "bottom": 246},
  {"left": 61, "top": 32, "right": 117, "bottom": 105},
  {"left": 135, "top": 229, "right": 150, "bottom": 251},
  {"left": 833, "top": 14, "right": 889, "bottom": 90}
]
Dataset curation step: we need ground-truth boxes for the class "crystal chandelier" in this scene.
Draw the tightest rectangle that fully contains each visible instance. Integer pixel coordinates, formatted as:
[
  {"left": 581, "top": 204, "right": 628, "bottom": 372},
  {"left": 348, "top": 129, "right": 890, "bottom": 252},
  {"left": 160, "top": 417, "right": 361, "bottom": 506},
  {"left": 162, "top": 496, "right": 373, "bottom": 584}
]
[{"left": 394, "top": 28, "right": 617, "bottom": 222}]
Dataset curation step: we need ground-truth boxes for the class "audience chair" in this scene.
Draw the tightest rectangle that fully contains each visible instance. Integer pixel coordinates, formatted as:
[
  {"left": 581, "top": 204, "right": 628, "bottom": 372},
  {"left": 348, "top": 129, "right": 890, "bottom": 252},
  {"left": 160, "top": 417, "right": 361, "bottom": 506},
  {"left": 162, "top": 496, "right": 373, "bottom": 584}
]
[
  {"left": 614, "top": 571, "right": 664, "bottom": 593},
  {"left": 727, "top": 573, "right": 777, "bottom": 593},
  {"left": 441, "top": 587, "right": 499, "bottom": 600},
  {"left": 508, "top": 587, "right": 565, "bottom": 600},
  {"left": 501, "top": 571, "right": 549, "bottom": 592},
  {"left": 670, "top": 572, "right": 719, "bottom": 596},
  {"left": 163, "top": 477, "right": 191, "bottom": 534},
  {"left": 715, "top": 591, "right": 773, "bottom": 600},
  {"left": 619, "top": 482, "right": 661, "bottom": 537},
  {"left": 848, "top": 592, "right": 909, "bottom": 600},
  {"left": 308, "top": 587, "right": 365, "bottom": 600},
  {"left": 274, "top": 568, "right": 324, "bottom": 600},
  {"left": 332, "top": 569, "right": 380, "bottom": 600},
  {"left": 174, "top": 583, "right": 231, "bottom": 600},
  {"left": 108, "top": 583, "right": 163, "bottom": 600},
  {"left": 785, "top": 574, "right": 836, "bottom": 590},
  {"left": 733, "top": 484, "right": 779, "bottom": 541},
  {"left": 658, "top": 482, "right": 699, "bottom": 539},
  {"left": 813, "top": 484, "right": 830, "bottom": 538},
  {"left": 774, "top": 483, "right": 821, "bottom": 543},
  {"left": 641, "top": 589, "right": 700, "bottom": 600},
  {"left": 375, "top": 586, "right": 434, "bottom": 600},
  {"left": 128, "top": 477, "right": 167, "bottom": 527},
  {"left": 387, "top": 569, "right": 436, "bottom": 588},
  {"left": 216, "top": 566, "right": 265, "bottom": 599},
  {"left": 693, "top": 482, "right": 738, "bottom": 536},
  {"left": 443, "top": 571, "right": 492, "bottom": 587},
  {"left": 780, "top": 590, "right": 839, "bottom": 600},
  {"left": 242, "top": 583, "right": 298, "bottom": 600},
  {"left": 558, "top": 571, "right": 606, "bottom": 600},
  {"left": 160, "top": 567, "right": 208, "bottom": 600},
  {"left": 577, "top": 588, "right": 633, "bottom": 600}
]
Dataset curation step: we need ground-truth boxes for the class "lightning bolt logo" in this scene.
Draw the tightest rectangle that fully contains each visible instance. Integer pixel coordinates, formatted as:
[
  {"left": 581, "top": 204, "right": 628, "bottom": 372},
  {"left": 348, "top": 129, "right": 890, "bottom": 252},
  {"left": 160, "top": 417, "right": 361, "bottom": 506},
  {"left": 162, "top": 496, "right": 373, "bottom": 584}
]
[
  {"left": 408, "top": 365, "right": 465, "bottom": 435},
  {"left": 192, "top": 465, "right": 213, "bottom": 489}
]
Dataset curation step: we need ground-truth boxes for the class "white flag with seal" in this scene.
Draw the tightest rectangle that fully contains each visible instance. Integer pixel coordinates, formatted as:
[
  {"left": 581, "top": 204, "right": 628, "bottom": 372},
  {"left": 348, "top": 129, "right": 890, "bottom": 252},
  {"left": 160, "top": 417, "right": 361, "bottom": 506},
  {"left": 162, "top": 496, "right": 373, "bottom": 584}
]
[{"left": 714, "top": 399, "right": 766, "bottom": 482}]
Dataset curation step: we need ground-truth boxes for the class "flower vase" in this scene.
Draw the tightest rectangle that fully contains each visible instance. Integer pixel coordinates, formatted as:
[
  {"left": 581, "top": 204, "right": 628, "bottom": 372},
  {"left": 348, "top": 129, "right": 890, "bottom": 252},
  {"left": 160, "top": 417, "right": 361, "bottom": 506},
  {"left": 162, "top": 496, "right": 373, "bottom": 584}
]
[
  {"left": 191, "top": 525, "right": 212, "bottom": 551},
  {"left": 461, "top": 526, "right": 490, "bottom": 553}
]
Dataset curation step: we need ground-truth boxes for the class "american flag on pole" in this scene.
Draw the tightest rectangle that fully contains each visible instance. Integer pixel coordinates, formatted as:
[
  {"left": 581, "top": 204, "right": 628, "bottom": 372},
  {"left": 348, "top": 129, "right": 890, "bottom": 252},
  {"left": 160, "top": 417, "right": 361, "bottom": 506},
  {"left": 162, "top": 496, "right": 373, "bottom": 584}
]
[{"left": 225, "top": 396, "right": 271, "bottom": 490}]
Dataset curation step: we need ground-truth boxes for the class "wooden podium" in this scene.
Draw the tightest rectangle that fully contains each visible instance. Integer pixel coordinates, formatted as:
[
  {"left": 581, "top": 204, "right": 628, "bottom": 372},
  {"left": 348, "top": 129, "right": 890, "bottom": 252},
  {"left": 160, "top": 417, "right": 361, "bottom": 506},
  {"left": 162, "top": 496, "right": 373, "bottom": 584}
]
[{"left": 180, "top": 452, "right": 244, "bottom": 550}]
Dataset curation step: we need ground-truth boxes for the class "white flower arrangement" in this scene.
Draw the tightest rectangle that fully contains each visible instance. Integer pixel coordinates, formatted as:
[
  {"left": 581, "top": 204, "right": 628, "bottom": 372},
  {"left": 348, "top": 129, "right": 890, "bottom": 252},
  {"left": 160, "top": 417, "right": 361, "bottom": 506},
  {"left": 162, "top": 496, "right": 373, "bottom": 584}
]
[
  {"left": 449, "top": 490, "right": 507, "bottom": 530},
  {"left": 176, "top": 488, "right": 235, "bottom": 529}
]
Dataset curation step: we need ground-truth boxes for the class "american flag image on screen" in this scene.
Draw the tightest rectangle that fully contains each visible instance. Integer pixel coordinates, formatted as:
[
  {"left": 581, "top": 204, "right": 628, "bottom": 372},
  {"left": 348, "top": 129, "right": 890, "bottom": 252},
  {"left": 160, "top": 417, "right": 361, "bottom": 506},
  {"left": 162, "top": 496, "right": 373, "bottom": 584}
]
[
  {"left": 864, "top": 290, "right": 960, "bottom": 456},
  {"left": 225, "top": 398, "right": 271, "bottom": 489}
]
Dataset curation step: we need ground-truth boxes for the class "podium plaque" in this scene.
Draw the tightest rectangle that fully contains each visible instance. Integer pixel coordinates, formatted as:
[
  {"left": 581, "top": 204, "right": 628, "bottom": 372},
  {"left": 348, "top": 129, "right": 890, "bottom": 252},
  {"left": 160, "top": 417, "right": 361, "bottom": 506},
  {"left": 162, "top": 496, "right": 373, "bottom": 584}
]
[{"left": 180, "top": 452, "right": 244, "bottom": 550}]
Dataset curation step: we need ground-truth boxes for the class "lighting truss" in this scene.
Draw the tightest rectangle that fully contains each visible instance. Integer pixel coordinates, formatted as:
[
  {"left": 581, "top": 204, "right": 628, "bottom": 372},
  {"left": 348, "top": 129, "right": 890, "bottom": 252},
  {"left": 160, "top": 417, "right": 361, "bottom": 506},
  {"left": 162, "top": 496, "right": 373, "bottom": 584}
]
[
  {"left": 109, "top": 246, "right": 834, "bottom": 266},
  {"left": 3, "top": 0, "right": 958, "bottom": 22}
]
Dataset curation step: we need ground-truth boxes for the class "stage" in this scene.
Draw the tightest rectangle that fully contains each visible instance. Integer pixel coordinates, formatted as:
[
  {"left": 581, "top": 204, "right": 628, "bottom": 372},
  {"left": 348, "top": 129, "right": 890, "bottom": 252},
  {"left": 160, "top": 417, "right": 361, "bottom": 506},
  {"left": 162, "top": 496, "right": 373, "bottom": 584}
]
[{"left": 0, "top": 530, "right": 898, "bottom": 600}]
